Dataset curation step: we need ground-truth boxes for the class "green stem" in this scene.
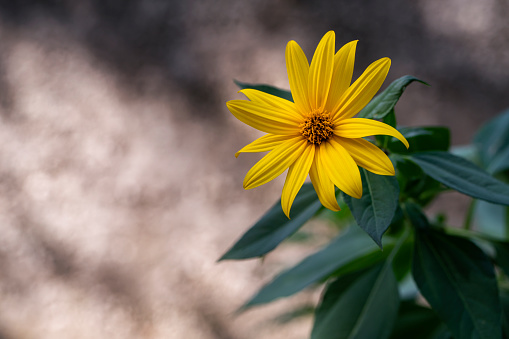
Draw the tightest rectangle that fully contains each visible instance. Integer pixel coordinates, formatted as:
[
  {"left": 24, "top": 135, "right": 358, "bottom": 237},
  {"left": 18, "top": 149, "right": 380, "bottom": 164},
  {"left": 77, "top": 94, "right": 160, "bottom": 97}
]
[
  {"left": 387, "top": 226, "right": 411, "bottom": 263},
  {"left": 463, "top": 199, "right": 477, "bottom": 230}
]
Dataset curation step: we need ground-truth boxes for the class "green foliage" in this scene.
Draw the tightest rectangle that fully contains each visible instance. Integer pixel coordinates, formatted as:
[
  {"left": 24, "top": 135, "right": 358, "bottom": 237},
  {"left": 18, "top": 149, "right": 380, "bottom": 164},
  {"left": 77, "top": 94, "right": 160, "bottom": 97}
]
[
  {"left": 312, "top": 263, "right": 399, "bottom": 339},
  {"left": 223, "top": 78, "right": 509, "bottom": 339},
  {"left": 408, "top": 151, "right": 509, "bottom": 205},
  {"left": 219, "top": 183, "right": 322, "bottom": 260},
  {"left": 390, "top": 302, "right": 449, "bottom": 339},
  {"left": 387, "top": 127, "right": 450, "bottom": 154},
  {"left": 473, "top": 108, "right": 509, "bottom": 173},
  {"left": 343, "top": 168, "right": 400, "bottom": 248},
  {"left": 243, "top": 227, "right": 383, "bottom": 308},
  {"left": 412, "top": 227, "right": 501, "bottom": 339},
  {"left": 357, "top": 75, "right": 429, "bottom": 120}
]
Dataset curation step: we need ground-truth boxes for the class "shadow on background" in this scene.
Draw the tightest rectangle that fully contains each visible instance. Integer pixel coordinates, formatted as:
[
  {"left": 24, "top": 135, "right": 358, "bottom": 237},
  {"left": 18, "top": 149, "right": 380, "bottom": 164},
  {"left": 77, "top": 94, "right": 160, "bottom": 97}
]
[
  {"left": 0, "top": 1, "right": 507, "bottom": 338},
  {"left": 0, "top": 1, "right": 508, "bottom": 124}
]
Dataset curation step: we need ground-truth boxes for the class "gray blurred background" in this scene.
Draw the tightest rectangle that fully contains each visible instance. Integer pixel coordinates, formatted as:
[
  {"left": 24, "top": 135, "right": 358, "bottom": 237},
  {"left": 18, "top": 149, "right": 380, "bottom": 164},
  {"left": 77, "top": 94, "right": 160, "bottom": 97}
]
[{"left": 0, "top": 0, "right": 507, "bottom": 338}]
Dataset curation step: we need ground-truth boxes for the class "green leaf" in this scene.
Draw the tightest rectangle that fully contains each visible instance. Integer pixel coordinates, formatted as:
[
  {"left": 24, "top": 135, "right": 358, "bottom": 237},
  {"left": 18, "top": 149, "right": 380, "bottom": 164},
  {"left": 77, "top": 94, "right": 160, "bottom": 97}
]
[
  {"left": 389, "top": 301, "right": 448, "bottom": 339},
  {"left": 412, "top": 228, "right": 501, "bottom": 339},
  {"left": 474, "top": 200, "right": 509, "bottom": 240},
  {"left": 474, "top": 108, "right": 509, "bottom": 169},
  {"left": 500, "top": 288, "right": 509, "bottom": 338},
  {"left": 330, "top": 241, "right": 396, "bottom": 279},
  {"left": 493, "top": 241, "right": 509, "bottom": 277},
  {"left": 487, "top": 145, "right": 509, "bottom": 174},
  {"left": 393, "top": 156, "right": 444, "bottom": 206},
  {"left": 311, "top": 262, "right": 399, "bottom": 339},
  {"left": 343, "top": 169, "right": 400, "bottom": 248},
  {"left": 244, "top": 227, "right": 380, "bottom": 307},
  {"left": 357, "top": 75, "right": 429, "bottom": 120},
  {"left": 391, "top": 237, "right": 414, "bottom": 281},
  {"left": 234, "top": 79, "right": 293, "bottom": 102},
  {"left": 388, "top": 127, "right": 450, "bottom": 154},
  {"left": 408, "top": 151, "right": 509, "bottom": 206},
  {"left": 403, "top": 202, "right": 431, "bottom": 230},
  {"left": 219, "top": 183, "right": 322, "bottom": 260},
  {"left": 311, "top": 229, "right": 409, "bottom": 339},
  {"left": 451, "top": 144, "right": 479, "bottom": 164},
  {"left": 375, "top": 109, "right": 397, "bottom": 148},
  {"left": 383, "top": 109, "right": 397, "bottom": 127},
  {"left": 272, "top": 304, "right": 315, "bottom": 324}
]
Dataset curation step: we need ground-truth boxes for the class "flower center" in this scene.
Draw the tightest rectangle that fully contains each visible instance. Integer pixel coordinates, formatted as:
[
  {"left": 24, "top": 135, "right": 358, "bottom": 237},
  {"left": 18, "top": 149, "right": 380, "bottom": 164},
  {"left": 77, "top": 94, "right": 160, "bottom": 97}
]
[{"left": 300, "top": 109, "right": 334, "bottom": 145}]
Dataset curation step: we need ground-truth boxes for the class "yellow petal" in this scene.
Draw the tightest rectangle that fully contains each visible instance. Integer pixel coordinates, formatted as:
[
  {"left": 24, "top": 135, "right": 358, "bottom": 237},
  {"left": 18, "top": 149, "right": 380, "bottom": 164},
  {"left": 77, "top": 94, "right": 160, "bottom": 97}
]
[
  {"left": 334, "top": 118, "right": 409, "bottom": 149},
  {"left": 243, "top": 137, "right": 307, "bottom": 190},
  {"left": 308, "top": 31, "right": 335, "bottom": 111},
  {"left": 286, "top": 40, "right": 311, "bottom": 115},
  {"left": 320, "top": 139, "right": 362, "bottom": 199},
  {"left": 325, "top": 40, "right": 357, "bottom": 113},
  {"left": 332, "top": 57, "right": 391, "bottom": 120},
  {"left": 309, "top": 146, "right": 340, "bottom": 211},
  {"left": 281, "top": 143, "right": 315, "bottom": 218},
  {"left": 227, "top": 100, "right": 301, "bottom": 135},
  {"left": 335, "top": 136, "right": 395, "bottom": 175},
  {"left": 239, "top": 88, "right": 304, "bottom": 119},
  {"left": 235, "top": 134, "right": 295, "bottom": 158}
]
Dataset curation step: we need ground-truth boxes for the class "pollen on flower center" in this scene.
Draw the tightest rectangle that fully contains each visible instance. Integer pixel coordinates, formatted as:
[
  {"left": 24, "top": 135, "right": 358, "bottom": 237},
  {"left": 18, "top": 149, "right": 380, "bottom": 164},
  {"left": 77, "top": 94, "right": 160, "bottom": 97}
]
[{"left": 300, "top": 109, "right": 334, "bottom": 145}]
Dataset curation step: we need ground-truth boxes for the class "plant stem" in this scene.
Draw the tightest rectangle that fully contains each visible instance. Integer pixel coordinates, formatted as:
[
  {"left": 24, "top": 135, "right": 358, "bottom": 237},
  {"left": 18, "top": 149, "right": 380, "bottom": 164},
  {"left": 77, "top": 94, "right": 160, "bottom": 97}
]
[{"left": 463, "top": 199, "right": 477, "bottom": 230}]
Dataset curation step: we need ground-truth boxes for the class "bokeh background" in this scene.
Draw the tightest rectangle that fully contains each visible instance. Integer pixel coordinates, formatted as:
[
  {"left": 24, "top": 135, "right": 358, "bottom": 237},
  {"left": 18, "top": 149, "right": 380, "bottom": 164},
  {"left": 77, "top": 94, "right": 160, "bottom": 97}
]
[{"left": 0, "top": 1, "right": 507, "bottom": 338}]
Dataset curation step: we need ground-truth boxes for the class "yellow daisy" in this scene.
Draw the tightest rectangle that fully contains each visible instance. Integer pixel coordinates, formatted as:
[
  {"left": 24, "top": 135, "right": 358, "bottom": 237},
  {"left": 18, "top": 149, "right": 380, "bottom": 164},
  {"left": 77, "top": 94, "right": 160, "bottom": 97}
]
[{"left": 227, "top": 31, "right": 409, "bottom": 218}]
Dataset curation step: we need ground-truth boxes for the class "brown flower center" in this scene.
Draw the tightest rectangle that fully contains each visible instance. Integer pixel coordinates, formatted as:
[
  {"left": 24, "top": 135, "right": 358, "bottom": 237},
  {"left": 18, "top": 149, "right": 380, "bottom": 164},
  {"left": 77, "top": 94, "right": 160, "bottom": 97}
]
[{"left": 300, "top": 109, "right": 333, "bottom": 144}]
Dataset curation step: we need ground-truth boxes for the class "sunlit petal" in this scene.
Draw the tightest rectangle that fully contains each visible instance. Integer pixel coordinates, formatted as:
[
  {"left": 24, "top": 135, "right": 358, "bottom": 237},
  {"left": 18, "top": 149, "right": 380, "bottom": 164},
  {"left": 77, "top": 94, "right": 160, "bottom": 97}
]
[
  {"left": 239, "top": 89, "right": 304, "bottom": 119},
  {"left": 320, "top": 139, "right": 362, "bottom": 199},
  {"left": 281, "top": 144, "right": 315, "bottom": 218},
  {"left": 227, "top": 100, "right": 301, "bottom": 135},
  {"left": 336, "top": 136, "right": 395, "bottom": 175},
  {"left": 309, "top": 146, "right": 340, "bottom": 211},
  {"left": 334, "top": 118, "right": 409, "bottom": 148},
  {"left": 325, "top": 40, "right": 357, "bottom": 113},
  {"left": 243, "top": 137, "right": 307, "bottom": 190},
  {"left": 332, "top": 57, "right": 391, "bottom": 120},
  {"left": 235, "top": 134, "right": 296, "bottom": 158},
  {"left": 308, "top": 31, "right": 335, "bottom": 111},
  {"left": 286, "top": 41, "right": 311, "bottom": 115}
]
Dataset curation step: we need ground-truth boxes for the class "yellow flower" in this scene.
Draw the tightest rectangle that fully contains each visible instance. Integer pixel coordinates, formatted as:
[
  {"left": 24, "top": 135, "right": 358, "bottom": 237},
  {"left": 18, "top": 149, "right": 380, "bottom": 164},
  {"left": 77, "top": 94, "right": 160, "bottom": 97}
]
[{"left": 227, "top": 31, "right": 409, "bottom": 218}]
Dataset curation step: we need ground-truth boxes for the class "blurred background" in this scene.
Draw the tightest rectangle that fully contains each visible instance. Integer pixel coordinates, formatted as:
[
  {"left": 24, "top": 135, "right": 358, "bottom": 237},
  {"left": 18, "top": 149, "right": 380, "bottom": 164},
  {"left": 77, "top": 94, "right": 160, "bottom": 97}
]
[{"left": 0, "top": 0, "right": 507, "bottom": 338}]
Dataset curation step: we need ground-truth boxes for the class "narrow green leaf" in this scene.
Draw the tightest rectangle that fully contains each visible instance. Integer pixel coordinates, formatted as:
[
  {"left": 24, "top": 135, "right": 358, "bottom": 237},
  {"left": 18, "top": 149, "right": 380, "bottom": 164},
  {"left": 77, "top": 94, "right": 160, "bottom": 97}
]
[
  {"left": 357, "top": 75, "right": 429, "bottom": 120},
  {"left": 311, "top": 229, "right": 409, "bottom": 339},
  {"left": 412, "top": 229, "right": 501, "bottom": 339},
  {"left": 389, "top": 301, "right": 448, "bottom": 339},
  {"left": 343, "top": 169, "right": 399, "bottom": 248},
  {"left": 234, "top": 79, "right": 293, "bottom": 102},
  {"left": 311, "top": 263, "right": 399, "bottom": 339},
  {"left": 387, "top": 126, "right": 450, "bottom": 154},
  {"left": 219, "top": 183, "right": 322, "bottom": 260},
  {"left": 408, "top": 151, "right": 509, "bottom": 206},
  {"left": 244, "top": 228, "right": 381, "bottom": 307},
  {"left": 473, "top": 108, "right": 509, "bottom": 169}
]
